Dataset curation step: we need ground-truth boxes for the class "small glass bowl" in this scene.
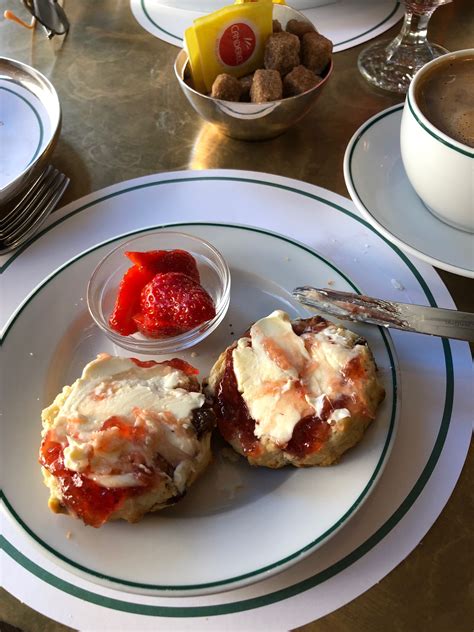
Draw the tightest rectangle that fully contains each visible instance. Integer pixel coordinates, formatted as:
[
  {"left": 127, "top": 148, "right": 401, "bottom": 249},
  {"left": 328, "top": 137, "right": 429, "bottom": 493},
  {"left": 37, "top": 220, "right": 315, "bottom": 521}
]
[{"left": 87, "top": 231, "right": 231, "bottom": 355}]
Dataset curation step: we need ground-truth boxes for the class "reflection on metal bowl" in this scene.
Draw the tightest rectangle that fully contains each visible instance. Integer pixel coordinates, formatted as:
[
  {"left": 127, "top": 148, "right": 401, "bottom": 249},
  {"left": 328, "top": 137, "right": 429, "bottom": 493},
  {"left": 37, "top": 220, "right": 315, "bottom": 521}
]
[{"left": 174, "top": 5, "right": 333, "bottom": 141}]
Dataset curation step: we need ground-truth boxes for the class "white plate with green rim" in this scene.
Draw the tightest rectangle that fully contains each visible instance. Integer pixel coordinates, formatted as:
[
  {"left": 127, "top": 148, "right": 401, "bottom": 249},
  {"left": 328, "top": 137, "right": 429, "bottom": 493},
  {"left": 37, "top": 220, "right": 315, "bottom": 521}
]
[
  {"left": 0, "top": 57, "right": 61, "bottom": 204},
  {"left": 130, "top": 0, "right": 404, "bottom": 51},
  {"left": 1, "top": 171, "right": 471, "bottom": 630},
  {"left": 1, "top": 222, "right": 398, "bottom": 596},
  {"left": 343, "top": 104, "right": 474, "bottom": 279}
]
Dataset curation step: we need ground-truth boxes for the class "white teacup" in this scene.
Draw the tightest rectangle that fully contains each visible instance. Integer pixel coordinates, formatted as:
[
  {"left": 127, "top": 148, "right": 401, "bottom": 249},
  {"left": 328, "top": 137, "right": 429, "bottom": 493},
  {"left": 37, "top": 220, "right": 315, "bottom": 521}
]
[{"left": 400, "top": 49, "right": 474, "bottom": 233}]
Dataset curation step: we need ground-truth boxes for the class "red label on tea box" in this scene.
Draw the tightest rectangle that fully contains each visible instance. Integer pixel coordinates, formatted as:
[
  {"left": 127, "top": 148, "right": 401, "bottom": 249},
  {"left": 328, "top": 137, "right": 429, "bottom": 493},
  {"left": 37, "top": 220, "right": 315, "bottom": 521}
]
[{"left": 218, "top": 22, "right": 256, "bottom": 67}]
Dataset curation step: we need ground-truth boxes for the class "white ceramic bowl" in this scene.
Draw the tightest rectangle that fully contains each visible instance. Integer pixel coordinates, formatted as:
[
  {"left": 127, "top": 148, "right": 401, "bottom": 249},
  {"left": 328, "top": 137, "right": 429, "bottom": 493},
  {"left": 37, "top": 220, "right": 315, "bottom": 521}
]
[{"left": 400, "top": 49, "right": 474, "bottom": 233}]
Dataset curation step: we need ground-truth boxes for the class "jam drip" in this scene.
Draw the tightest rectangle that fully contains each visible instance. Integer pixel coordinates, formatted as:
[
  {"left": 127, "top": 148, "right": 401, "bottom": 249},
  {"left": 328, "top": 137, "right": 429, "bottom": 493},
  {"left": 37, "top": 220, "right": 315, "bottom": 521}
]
[
  {"left": 130, "top": 357, "right": 199, "bottom": 376},
  {"left": 214, "top": 347, "right": 261, "bottom": 457},
  {"left": 40, "top": 430, "right": 147, "bottom": 528},
  {"left": 342, "top": 356, "right": 365, "bottom": 382},
  {"left": 285, "top": 396, "right": 332, "bottom": 458}
]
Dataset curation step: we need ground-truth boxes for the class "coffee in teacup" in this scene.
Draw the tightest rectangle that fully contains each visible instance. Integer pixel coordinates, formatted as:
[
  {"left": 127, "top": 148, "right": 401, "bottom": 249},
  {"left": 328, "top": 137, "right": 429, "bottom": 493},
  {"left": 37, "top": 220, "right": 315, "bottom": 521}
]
[
  {"left": 415, "top": 54, "right": 474, "bottom": 148},
  {"left": 401, "top": 49, "right": 474, "bottom": 233}
]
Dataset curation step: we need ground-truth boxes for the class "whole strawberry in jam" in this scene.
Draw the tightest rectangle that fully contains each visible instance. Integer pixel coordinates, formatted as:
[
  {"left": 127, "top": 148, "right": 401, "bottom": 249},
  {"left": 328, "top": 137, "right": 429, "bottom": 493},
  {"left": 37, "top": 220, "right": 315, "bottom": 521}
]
[{"left": 136, "top": 272, "right": 216, "bottom": 338}]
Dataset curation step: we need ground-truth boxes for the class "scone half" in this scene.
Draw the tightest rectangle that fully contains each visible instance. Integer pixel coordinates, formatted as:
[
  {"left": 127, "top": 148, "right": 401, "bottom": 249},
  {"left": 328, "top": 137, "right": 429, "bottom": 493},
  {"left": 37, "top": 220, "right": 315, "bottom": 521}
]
[
  {"left": 39, "top": 354, "right": 215, "bottom": 527},
  {"left": 207, "top": 310, "right": 385, "bottom": 468}
]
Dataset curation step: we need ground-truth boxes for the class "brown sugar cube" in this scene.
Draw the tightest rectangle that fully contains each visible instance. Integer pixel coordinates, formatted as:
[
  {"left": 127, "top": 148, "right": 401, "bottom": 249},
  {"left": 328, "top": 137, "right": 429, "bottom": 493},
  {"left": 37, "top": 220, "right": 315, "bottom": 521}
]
[
  {"left": 283, "top": 65, "right": 321, "bottom": 96},
  {"left": 301, "top": 32, "right": 333, "bottom": 75},
  {"left": 250, "top": 69, "right": 283, "bottom": 103},
  {"left": 264, "top": 32, "right": 300, "bottom": 76},
  {"left": 273, "top": 19, "right": 282, "bottom": 33},
  {"left": 239, "top": 73, "right": 254, "bottom": 102},
  {"left": 210, "top": 73, "right": 242, "bottom": 101},
  {"left": 286, "top": 19, "right": 316, "bottom": 39}
]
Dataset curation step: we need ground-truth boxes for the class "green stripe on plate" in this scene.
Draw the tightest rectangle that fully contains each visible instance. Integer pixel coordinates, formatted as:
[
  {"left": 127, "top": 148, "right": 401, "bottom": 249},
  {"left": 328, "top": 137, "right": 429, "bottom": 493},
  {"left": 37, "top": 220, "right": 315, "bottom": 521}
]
[
  {"left": 140, "top": 0, "right": 182, "bottom": 41},
  {"left": 0, "top": 84, "right": 44, "bottom": 167}
]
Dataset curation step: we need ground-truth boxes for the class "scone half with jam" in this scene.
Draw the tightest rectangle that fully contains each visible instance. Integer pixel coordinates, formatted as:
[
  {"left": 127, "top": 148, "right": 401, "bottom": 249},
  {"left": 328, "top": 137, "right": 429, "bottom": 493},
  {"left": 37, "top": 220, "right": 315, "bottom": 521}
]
[
  {"left": 207, "top": 310, "right": 385, "bottom": 468},
  {"left": 39, "top": 354, "right": 215, "bottom": 527}
]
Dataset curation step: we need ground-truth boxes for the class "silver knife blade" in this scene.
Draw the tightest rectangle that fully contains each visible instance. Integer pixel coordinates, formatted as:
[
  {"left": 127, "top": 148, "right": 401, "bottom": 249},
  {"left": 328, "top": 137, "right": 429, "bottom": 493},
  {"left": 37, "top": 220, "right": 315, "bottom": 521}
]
[{"left": 292, "top": 286, "right": 474, "bottom": 342}]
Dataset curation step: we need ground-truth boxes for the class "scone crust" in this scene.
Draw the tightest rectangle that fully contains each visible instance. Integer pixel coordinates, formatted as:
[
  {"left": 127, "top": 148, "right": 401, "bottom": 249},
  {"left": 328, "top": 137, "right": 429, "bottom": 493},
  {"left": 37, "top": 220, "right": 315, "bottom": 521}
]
[{"left": 207, "top": 314, "right": 385, "bottom": 468}]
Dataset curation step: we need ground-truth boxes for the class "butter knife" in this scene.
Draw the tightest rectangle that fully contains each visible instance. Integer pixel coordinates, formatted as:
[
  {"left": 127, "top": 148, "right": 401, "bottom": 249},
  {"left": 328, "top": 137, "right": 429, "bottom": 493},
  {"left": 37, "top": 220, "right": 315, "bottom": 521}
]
[{"left": 292, "top": 286, "right": 474, "bottom": 342}]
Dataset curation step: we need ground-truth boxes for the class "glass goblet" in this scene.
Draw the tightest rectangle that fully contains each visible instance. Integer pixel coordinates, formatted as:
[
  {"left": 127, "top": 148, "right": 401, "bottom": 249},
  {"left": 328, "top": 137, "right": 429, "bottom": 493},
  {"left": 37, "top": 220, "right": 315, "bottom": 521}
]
[{"left": 358, "top": 0, "right": 451, "bottom": 94}]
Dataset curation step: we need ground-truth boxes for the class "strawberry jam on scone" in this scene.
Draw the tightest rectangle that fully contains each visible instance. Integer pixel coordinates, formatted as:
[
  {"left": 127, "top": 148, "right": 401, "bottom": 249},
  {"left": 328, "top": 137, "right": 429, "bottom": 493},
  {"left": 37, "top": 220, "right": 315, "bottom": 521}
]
[{"left": 39, "top": 354, "right": 215, "bottom": 527}]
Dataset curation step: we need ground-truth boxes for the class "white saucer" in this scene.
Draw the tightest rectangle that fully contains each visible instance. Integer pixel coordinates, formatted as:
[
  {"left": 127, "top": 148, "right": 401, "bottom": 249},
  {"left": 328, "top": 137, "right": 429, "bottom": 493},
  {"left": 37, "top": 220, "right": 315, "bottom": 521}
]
[
  {"left": 344, "top": 104, "right": 474, "bottom": 279},
  {"left": 154, "top": 0, "right": 334, "bottom": 10},
  {"left": 130, "top": 0, "right": 403, "bottom": 51}
]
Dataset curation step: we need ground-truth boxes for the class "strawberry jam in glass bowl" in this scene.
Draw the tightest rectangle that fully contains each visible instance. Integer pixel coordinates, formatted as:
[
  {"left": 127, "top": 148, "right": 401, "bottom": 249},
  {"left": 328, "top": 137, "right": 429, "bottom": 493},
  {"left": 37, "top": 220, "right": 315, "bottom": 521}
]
[{"left": 87, "top": 231, "right": 231, "bottom": 354}]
